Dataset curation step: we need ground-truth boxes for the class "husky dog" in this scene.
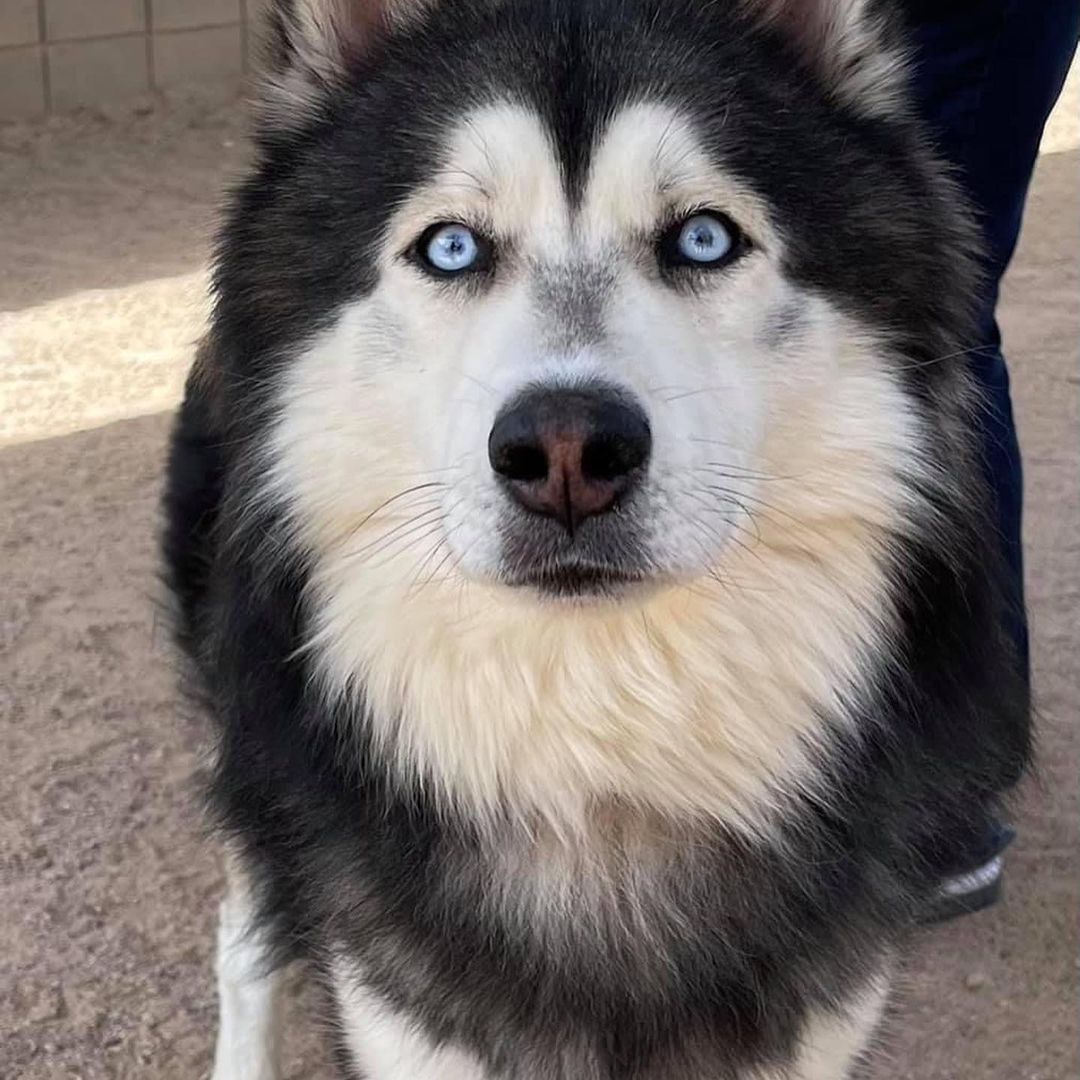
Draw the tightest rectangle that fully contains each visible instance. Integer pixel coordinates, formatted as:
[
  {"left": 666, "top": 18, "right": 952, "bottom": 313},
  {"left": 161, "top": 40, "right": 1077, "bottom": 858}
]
[{"left": 163, "top": 0, "right": 1030, "bottom": 1076}]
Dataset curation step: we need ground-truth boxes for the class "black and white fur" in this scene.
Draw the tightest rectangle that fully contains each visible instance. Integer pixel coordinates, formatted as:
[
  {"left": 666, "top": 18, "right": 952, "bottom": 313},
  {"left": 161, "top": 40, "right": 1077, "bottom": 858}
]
[{"left": 163, "top": 1, "right": 1030, "bottom": 1076}]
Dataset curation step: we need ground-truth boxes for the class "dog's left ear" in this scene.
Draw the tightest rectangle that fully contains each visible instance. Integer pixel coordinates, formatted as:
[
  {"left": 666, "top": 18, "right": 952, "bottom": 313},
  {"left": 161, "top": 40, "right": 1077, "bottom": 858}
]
[
  {"left": 259, "top": 0, "right": 436, "bottom": 129},
  {"left": 744, "top": 0, "right": 908, "bottom": 116}
]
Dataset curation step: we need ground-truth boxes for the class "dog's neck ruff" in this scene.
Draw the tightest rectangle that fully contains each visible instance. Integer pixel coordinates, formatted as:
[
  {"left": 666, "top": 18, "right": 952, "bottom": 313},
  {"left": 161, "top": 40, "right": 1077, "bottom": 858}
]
[
  {"left": 286, "top": 443, "right": 924, "bottom": 840},
  {"left": 261, "top": 294, "right": 936, "bottom": 839}
]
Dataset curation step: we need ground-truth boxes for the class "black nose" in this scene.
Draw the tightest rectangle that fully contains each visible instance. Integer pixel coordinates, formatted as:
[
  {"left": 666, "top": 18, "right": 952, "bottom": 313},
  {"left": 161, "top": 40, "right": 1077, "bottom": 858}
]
[{"left": 488, "top": 387, "right": 652, "bottom": 533}]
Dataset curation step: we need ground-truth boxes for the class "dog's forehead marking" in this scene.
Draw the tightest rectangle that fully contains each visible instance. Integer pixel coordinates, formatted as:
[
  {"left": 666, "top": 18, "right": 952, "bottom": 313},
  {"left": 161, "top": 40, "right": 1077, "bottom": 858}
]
[
  {"left": 581, "top": 101, "right": 778, "bottom": 251},
  {"left": 382, "top": 102, "right": 568, "bottom": 257},
  {"left": 436, "top": 102, "right": 572, "bottom": 254},
  {"left": 387, "top": 99, "right": 775, "bottom": 280},
  {"left": 580, "top": 103, "right": 714, "bottom": 237},
  {"left": 392, "top": 102, "right": 721, "bottom": 249}
]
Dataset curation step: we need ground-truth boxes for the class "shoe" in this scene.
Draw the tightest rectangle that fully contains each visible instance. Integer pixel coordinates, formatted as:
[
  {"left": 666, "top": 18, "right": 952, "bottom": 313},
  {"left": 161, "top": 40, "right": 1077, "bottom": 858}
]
[{"left": 922, "top": 819, "right": 1016, "bottom": 924}]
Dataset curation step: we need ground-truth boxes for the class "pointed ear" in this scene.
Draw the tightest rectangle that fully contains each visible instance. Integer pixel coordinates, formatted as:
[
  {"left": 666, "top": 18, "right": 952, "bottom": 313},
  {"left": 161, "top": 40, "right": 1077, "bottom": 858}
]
[
  {"left": 259, "top": 0, "right": 435, "bottom": 127},
  {"left": 744, "top": 0, "right": 909, "bottom": 116}
]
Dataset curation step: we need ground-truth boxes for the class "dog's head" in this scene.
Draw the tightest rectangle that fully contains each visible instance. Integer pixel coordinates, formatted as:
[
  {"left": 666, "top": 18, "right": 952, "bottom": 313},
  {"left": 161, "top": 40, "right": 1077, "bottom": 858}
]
[
  {"left": 208, "top": 0, "right": 984, "bottom": 824},
  {"left": 219, "top": 0, "right": 974, "bottom": 605}
]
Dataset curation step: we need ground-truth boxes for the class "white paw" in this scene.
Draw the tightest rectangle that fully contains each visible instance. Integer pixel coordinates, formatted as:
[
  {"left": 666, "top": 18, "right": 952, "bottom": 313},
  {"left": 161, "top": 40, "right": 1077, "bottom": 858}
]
[{"left": 211, "top": 892, "right": 282, "bottom": 1080}]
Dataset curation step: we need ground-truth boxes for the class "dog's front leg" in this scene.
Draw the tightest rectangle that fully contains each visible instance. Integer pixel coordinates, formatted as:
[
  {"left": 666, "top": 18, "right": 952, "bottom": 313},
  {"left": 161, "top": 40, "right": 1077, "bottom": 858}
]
[
  {"left": 210, "top": 857, "right": 283, "bottom": 1080},
  {"left": 775, "top": 970, "right": 892, "bottom": 1080}
]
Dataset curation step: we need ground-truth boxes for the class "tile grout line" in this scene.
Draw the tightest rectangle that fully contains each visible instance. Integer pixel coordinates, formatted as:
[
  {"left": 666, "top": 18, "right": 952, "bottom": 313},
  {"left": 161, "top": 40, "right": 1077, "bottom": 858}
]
[
  {"left": 239, "top": 0, "right": 249, "bottom": 73},
  {"left": 145, "top": 0, "right": 156, "bottom": 91},
  {"left": 0, "top": 22, "right": 246, "bottom": 54},
  {"left": 38, "top": 0, "right": 51, "bottom": 112}
]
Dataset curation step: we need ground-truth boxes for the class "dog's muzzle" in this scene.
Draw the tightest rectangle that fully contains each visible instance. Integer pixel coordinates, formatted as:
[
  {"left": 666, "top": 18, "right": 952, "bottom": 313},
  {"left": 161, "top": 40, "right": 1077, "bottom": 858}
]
[{"left": 487, "top": 385, "right": 653, "bottom": 596}]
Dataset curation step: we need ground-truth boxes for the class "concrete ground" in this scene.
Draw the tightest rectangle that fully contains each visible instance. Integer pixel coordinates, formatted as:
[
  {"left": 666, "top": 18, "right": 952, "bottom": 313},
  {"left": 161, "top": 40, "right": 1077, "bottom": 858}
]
[{"left": 1, "top": 74, "right": 1077, "bottom": 1078}]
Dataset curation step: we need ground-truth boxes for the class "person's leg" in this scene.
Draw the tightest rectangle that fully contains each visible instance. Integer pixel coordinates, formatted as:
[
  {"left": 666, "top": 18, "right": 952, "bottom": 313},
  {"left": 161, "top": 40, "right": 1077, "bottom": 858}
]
[
  {"left": 905, "top": 0, "right": 1079, "bottom": 689},
  {"left": 901, "top": 0, "right": 1079, "bottom": 920}
]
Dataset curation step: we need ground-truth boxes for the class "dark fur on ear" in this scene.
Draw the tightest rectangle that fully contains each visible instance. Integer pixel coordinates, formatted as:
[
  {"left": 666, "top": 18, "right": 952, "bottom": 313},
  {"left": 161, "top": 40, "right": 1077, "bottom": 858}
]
[
  {"left": 259, "top": 0, "right": 437, "bottom": 127},
  {"left": 743, "top": 0, "right": 910, "bottom": 115}
]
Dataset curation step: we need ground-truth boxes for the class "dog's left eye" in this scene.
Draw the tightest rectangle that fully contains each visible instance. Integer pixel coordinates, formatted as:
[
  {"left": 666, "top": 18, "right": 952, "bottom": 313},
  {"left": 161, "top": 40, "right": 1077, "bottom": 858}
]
[
  {"left": 659, "top": 212, "right": 744, "bottom": 270},
  {"left": 416, "top": 223, "right": 492, "bottom": 276}
]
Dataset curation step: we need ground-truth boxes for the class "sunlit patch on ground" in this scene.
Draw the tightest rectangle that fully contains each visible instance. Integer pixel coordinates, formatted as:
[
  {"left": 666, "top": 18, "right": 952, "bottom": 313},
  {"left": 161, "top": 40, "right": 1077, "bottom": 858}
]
[
  {"left": 1041, "top": 56, "right": 1078, "bottom": 154},
  {"left": 0, "top": 272, "right": 206, "bottom": 447}
]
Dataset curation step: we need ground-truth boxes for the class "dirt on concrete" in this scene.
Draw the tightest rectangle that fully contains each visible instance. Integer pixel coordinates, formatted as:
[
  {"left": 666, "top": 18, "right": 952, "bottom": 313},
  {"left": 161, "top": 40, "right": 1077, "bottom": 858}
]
[{"left": 1, "top": 89, "right": 1077, "bottom": 1079}]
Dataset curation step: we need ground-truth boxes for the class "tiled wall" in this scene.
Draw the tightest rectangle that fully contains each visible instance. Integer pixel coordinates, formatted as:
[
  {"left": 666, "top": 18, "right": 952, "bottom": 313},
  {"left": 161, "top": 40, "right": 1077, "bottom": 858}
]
[{"left": 1, "top": 0, "right": 272, "bottom": 118}]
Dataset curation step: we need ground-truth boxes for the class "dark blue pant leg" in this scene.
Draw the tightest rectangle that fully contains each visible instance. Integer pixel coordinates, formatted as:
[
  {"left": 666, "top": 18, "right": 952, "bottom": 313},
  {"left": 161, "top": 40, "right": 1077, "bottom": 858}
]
[{"left": 903, "top": 0, "right": 1080, "bottom": 693}]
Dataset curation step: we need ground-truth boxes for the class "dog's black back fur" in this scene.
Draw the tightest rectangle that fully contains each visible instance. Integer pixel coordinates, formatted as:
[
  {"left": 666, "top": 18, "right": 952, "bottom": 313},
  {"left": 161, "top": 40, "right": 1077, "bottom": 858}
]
[{"left": 164, "top": 2, "right": 1031, "bottom": 1076}]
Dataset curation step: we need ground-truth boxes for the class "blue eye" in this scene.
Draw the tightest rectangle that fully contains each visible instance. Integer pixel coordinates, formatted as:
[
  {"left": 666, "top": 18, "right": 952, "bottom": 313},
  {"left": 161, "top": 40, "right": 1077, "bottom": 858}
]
[
  {"left": 660, "top": 212, "right": 744, "bottom": 271},
  {"left": 676, "top": 214, "right": 733, "bottom": 263},
  {"left": 419, "top": 223, "right": 489, "bottom": 275}
]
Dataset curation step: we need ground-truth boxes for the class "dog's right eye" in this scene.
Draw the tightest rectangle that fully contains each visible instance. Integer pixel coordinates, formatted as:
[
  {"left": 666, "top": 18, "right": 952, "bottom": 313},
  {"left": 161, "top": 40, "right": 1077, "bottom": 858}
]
[{"left": 415, "top": 223, "right": 493, "bottom": 277}]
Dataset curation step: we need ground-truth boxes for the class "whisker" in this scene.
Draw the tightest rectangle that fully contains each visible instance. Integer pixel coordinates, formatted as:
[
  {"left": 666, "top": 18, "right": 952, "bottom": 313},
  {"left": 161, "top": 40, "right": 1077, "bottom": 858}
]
[
  {"left": 341, "top": 482, "right": 447, "bottom": 544},
  {"left": 462, "top": 373, "right": 498, "bottom": 397},
  {"left": 414, "top": 544, "right": 461, "bottom": 596},
  {"left": 365, "top": 521, "right": 449, "bottom": 572},
  {"left": 702, "top": 484, "right": 837, "bottom": 549},
  {"left": 659, "top": 386, "right": 733, "bottom": 403},
  {"left": 686, "top": 436, "right": 743, "bottom": 450},
  {"left": 682, "top": 518, "right": 776, "bottom": 596},
  {"left": 690, "top": 451, "right": 801, "bottom": 483},
  {"left": 405, "top": 497, "right": 467, "bottom": 593},
  {"left": 891, "top": 343, "right": 997, "bottom": 373},
  {"left": 375, "top": 459, "right": 469, "bottom": 481},
  {"left": 406, "top": 535, "right": 449, "bottom": 595},
  {"left": 341, "top": 506, "right": 445, "bottom": 565},
  {"left": 698, "top": 464, "right": 797, "bottom": 484}
]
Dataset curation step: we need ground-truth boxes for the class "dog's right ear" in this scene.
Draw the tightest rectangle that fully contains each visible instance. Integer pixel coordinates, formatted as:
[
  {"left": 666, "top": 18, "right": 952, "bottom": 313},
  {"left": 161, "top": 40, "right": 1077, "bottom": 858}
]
[{"left": 260, "top": 0, "right": 435, "bottom": 128}]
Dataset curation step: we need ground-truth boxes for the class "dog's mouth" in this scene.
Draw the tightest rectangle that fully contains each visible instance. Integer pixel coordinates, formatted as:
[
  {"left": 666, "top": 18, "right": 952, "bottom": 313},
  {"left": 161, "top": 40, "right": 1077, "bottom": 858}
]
[
  {"left": 502, "top": 561, "right": 653, "bottom": 600},
  {"left": 493, "top": 495, "right": 656, "bottom": 599}
]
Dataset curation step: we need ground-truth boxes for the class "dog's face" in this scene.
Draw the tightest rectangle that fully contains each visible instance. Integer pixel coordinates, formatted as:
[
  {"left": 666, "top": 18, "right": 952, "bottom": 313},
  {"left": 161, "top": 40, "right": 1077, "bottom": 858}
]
[
  {"left": 246, "top": 0, "right": 969, "bottom": 610},
  {"left": 317, "top": 101, "right": 784, "bottom": 596}
]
